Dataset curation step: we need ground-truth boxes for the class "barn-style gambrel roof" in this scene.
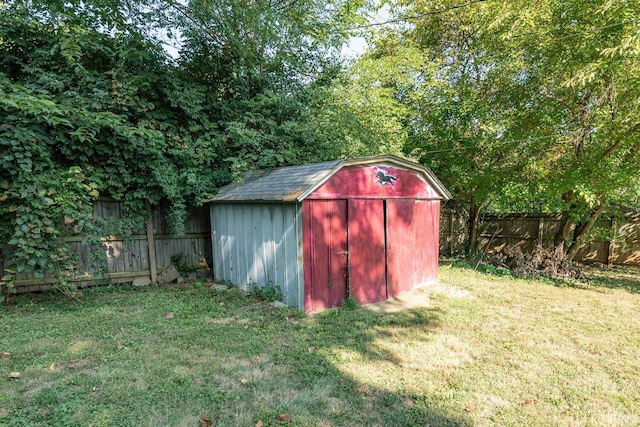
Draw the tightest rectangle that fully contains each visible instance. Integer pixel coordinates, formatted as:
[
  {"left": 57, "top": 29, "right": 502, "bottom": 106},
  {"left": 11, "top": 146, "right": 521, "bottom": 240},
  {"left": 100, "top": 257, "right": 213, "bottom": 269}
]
[{"left": 211, "top": 154, "right": 452, "bottom": 202}]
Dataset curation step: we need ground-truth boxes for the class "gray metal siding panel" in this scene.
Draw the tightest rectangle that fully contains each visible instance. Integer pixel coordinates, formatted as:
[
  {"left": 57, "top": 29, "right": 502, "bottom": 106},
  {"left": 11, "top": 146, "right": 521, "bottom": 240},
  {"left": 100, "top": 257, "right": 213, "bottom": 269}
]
[
  {"left": 251, "top": 206, "right": 264, "bottom": 284},
  {"left": 211, "top": 204, "right": 220, "bottom": 281},
  {"left": 210, "top": 204, "right": 217, "bottom": 280},
  {"left": 226, "top": 205, "right": 235, "bottom": 283},
  {"left": 211, "top": 203, "right": 305, "bottom": 309},
  {"left": 272, "top": 207, "right": 286, "bottom": 302},
  {"left": 294, "top": 205, "right": 305, "bottom": 309},
  {"left": 284, "top": 206, "right": 299, "bottom": 307},
  {"left": 241, "top": 205, "right": 252, "bottom": 284},
  {"left": 212, "top": 204, "right": 231, "bottom": 284}
]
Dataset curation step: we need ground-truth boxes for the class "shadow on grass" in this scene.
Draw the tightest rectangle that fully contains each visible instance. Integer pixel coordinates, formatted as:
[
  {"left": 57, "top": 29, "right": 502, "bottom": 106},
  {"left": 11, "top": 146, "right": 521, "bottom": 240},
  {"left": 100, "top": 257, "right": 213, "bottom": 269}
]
[
  {"left": 581, "top": 265, "right": 640, "bottom": 293},
  {"left": 311, "top": 305, "right": 442, "bottom": 364},
  {"left": 252, "top": 304, "right": 471, "bottom": 427},
  {"left": 1, "top": 286, "right": 472, "bottom": 426},
  {"left": 539, "top": 265, "right": 640, "bottom": 294},
  {"left": 442, "top": 257, "right": 640, "bottom": 295}
]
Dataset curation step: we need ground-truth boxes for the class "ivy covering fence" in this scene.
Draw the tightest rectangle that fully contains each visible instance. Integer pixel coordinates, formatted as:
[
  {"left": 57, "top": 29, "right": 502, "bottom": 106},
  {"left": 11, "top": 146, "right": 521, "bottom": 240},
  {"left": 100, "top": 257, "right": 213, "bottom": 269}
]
[{"left": 1, "top": 200, "right": 210, "bottom": 293}]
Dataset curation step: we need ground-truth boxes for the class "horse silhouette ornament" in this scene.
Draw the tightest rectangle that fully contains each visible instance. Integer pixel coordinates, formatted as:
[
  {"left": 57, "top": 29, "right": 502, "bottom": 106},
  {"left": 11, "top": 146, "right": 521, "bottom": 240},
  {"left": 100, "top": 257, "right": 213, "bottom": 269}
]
[{"left": 375, "top": 168, "right": 397, "bottom": 186}]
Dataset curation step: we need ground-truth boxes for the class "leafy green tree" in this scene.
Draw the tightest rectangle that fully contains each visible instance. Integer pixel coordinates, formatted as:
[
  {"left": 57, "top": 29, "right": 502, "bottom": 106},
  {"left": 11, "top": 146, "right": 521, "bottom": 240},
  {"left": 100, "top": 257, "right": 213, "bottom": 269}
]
[
  {"left": 497, "top": 0, "right": 640, "bottom": 260},
  {"left": 316, "top": 39, "right": 423, "bottom": 159},
  {"left": 351, "top": 4, "right": 532, "bottom": 252},
  {"left": 0, "top": 0, "right": 369, "bottom": 291},
  {"left": 358, "top": 0, "right": 640, "bottom": 257},
  {"left": 172, "top": 0, "right": 371, "bottom": 171}
]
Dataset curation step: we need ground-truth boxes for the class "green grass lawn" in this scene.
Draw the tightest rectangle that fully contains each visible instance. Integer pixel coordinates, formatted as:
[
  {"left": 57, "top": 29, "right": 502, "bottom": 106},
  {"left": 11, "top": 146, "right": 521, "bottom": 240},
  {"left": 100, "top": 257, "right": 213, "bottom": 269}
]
[{"left": 1, "top": 262, "right": 639, "bottom": 426}]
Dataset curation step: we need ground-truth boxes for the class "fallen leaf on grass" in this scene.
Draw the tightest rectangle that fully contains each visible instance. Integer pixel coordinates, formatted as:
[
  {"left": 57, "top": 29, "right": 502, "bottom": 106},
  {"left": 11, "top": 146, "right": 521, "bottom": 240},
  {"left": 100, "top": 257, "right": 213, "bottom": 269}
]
[
  {"left": 199, "top": 418, "right": 213, "bottom": 427},
  {"left": 251, "top": 356, "right": 259, "bottom": 364},
  {"left": 8, "top": 372, "right": 20, "bottom": 379},
  {"left": 520, "top": 399, "right": 538, "bottom": 406},
  {"left": 255, "top": 421, "right": 263, "bottom": 427},
  {"left": 308, "top": 346, "right": 315, "bottom": 353},
  {"left": 1, "top": 352, "right": 10, "bottom": 358},
  {"left": 166, "top": 312, "right": 174, "bottom": 319},
  {"left": 275, "top": 413, "right": 291, "bottom": 422},
  {"left": 240, "top": 378, "right": 248, "bottom": 384},
  {"left": 282, "top": 343, "right": 290, "bottom": 348},
  {"left": 49, "top": 363, "right": 55, "bottom": 371}
]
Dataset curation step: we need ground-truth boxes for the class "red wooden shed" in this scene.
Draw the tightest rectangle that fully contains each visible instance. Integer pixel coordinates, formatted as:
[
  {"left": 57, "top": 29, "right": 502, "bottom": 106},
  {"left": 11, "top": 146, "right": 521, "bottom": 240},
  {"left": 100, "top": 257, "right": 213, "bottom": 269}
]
[{"left": 210, "top": 155, "right": 451, "bottom": 312}]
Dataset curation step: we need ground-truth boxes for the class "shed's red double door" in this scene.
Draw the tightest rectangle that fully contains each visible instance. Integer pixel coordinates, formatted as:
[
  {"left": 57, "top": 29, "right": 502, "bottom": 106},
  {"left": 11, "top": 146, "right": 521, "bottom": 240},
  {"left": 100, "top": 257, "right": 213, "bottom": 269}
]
[{"left": 303, "top": 199, "right": 438, "bottom": 312}]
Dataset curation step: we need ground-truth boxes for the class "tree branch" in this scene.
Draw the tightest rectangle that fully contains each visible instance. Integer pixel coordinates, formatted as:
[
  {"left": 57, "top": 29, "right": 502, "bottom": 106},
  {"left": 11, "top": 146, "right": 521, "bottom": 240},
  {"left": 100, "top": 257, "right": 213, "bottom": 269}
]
[{"left": 356, "top": 0, "right": 488, "bottom": 29}]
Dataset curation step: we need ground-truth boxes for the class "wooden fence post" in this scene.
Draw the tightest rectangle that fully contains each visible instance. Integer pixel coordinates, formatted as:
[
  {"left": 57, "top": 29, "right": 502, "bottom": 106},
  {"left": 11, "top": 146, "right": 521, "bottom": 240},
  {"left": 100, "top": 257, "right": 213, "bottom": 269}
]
[
  {"left": 448, "top": 211, "right": 455, "bottom": 253},
  {"left": 145, "top": 200, "right": 158, "bottom": 285},
  {"left": 606, "top": 218, "right": 616, "bottom": 266},
  {"left": 538, "top": 216, "right": 545, "bottom": 245}
]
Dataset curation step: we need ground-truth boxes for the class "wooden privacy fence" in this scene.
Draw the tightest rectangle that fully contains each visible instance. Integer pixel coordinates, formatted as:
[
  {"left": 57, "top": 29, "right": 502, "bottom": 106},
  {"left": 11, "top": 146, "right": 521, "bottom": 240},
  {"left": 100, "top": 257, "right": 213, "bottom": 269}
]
[
  {"left": 1, "top": 199, "right": 212, "bottom": 293},
  {"left": 5, "top": 203, "right": 639, "bottom": 293},
  {"left": 440, "top": 211, "right": 640, "bottom": 267}
]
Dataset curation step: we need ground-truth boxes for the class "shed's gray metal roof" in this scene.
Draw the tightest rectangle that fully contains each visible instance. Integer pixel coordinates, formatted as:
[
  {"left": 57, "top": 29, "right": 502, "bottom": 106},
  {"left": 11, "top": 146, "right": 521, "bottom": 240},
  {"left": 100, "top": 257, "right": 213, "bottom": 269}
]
[
  {"left": 211, "top": 155, "right": 452, "bottom": 202},
  {"left": 212, "top": 160, "right": 342, "bottom": 202}
]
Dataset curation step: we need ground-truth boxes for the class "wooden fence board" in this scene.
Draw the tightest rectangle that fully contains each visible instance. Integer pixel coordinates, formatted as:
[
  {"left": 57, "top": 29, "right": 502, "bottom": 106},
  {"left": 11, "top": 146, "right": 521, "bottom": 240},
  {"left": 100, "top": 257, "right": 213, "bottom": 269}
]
[
  {"left": 2, "top": 200, "right": 212, "bottom": 293},
  {"left": 9, "top": 203, "right": 638, "bottom": 294},
  {"left": 440, "top": 210, "right": 640, "bottom": 267}
]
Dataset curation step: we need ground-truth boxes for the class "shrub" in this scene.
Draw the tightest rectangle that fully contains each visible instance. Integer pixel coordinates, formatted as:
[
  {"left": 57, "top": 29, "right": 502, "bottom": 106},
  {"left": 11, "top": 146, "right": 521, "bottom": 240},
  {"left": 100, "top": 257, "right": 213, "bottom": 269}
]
[
  {"left": 486, "top": 244, "right": 583, "bottom": 279},
  {"left": 250, "top": 283, "right": 282, "bottom": 302}
]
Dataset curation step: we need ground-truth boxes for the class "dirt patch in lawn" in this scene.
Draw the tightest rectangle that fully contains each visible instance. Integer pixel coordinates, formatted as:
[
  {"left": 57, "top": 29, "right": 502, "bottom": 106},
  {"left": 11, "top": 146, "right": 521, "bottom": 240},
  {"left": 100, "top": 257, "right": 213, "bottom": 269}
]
[{"left": 365, "top": 289, "right": 432, "bottom": 314}]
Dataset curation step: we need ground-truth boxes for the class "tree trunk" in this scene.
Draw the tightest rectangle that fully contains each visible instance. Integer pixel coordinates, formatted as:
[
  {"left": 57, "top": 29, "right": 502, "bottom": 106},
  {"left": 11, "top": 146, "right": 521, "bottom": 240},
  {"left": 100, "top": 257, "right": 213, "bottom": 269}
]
[
  {"left": 554, "top": 213, "right": 573, "bottom": 247},
  {"left": 566, "top": 204, "right": 606, "bottom": 262},
  {"left": 572, "top": 220, "right": 589, "bottom": 243},
  {"left": 467, "top": 198, "right": 481, "bottom": 255}
]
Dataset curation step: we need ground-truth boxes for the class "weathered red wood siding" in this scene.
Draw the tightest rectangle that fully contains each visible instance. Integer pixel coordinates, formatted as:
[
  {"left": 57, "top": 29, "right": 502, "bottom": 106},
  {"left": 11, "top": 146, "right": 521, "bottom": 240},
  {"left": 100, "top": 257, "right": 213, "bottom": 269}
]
[
  {"left": 387, "top": 200, "right": 440, "bottom": 297},
  {"left": 306, "top": 165, "right": 438, "bottom": 200},
  {"left": 302, "top": 200, "right": 348, "bottom": 312},
  {"left": 302, "top": 163, "right": 442, "bottom": 310},
  {"left": 348, "top": 199, "right": 387, "bottom": 305}
]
